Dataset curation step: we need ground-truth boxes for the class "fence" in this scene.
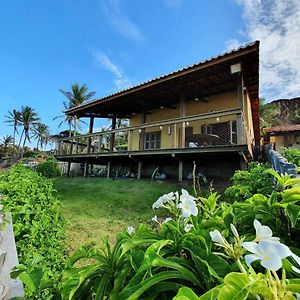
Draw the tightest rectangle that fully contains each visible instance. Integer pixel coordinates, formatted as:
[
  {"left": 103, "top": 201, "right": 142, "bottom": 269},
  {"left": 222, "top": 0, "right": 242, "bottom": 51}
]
[{"left": 264, "top": 144, "right": 297, "bottom": 175}]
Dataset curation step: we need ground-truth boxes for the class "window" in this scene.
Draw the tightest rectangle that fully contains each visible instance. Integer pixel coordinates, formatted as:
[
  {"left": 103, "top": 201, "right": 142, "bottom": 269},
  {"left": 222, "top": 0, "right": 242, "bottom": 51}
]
[
  {"left": 201, "top": 120, "right": 237, "bottom": 145},
  {"left": 144, "top": 131, "right": 161, "bottom": 149}
]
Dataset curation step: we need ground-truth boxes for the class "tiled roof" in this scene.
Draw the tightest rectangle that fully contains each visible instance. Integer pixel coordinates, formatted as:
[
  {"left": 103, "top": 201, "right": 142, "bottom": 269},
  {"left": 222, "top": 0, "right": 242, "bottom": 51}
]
[{"left": 264, "top": 124, "right": 300, "bottom": 133}]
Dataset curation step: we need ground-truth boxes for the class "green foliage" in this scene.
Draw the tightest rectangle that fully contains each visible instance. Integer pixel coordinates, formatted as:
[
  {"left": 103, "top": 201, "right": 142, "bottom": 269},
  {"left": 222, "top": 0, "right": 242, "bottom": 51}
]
[
  {"left": 284, "top": 148, "right": 300, "bottom": 166},
  {"left": 59, "top": 166, "right": 300, "bottom": 299},
  {"left": 0, "top": 164, "right": 66, "bottom": 299},
  {"left": 224, "top": 162, "right": 273, "bottom": 202},
  {"left": 36, "top": 159, "right": 61, "bottom": 178}
]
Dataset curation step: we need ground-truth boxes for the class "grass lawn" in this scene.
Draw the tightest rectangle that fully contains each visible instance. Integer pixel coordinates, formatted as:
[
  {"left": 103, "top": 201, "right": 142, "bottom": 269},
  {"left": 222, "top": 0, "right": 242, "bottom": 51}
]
[{"left": 52, "top": 177, "right": 180, "bottom": 253}]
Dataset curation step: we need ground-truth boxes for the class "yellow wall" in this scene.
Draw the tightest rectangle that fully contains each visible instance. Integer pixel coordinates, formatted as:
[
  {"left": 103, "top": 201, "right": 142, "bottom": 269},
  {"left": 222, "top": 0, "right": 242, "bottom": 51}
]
[
  {"left": 273, "top": 134, "right": 300, "bottom": 153},
  {"left": 128, "top": 90, "right": 246, "bottom": 151}
]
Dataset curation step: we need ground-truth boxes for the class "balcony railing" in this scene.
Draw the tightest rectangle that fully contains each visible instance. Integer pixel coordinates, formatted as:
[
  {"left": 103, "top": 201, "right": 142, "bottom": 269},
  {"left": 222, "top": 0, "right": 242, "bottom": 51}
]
[{"left": 55, "top": 108, "right": 253, "bottom": 156}]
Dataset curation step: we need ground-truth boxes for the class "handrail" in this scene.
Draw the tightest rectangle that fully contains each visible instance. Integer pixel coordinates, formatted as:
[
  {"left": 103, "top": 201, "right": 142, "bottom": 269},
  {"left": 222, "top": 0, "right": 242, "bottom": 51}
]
[{"left": 58, "top": 108, "right": 242, "bottom": 141}]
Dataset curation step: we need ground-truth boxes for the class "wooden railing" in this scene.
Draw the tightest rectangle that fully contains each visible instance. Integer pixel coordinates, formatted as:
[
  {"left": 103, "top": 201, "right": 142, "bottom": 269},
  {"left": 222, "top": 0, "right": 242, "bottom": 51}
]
[{"left": 55, "top": 108, "right": 252, "bottom": 156}]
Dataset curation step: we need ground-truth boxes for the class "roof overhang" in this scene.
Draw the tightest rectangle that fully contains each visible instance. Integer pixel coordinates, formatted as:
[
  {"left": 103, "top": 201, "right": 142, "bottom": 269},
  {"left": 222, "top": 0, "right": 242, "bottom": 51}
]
[{"left": 66, "top": 41, "right": 260, "bottom": 143}]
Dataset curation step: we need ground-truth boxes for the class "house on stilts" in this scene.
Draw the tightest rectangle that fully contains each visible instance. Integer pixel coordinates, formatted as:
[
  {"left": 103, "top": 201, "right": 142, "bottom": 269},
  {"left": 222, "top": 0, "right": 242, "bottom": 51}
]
[{"left": 55, "top": 41, "right": 260, "bottom": 181}]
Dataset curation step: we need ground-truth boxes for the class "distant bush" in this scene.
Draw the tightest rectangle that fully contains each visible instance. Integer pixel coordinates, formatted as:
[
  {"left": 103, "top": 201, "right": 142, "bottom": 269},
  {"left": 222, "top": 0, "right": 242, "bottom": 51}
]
[
  {"left": 283, "top": 147, "right": 300, "bottom": 166},
  {"left": 0, "top": 164, "right": 66, "bottom": 299},
  {"left": 36, "top": 159, "right": 61, "bottom": 178},
  {"left": 224, "top": 162, "right": 273, "bottom": 202}
]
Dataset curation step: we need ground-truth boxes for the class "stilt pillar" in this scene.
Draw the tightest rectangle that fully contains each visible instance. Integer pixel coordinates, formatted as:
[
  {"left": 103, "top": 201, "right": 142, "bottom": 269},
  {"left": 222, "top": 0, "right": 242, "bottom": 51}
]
[
  {"left": 178, "top": 160, "right": 183, "bottom": 182},
  {"left": 137, "top": 161, "right": 142, "bottom": 179},
  {"left": 107, "top": 161, "right": 111, "bottom": 178}
]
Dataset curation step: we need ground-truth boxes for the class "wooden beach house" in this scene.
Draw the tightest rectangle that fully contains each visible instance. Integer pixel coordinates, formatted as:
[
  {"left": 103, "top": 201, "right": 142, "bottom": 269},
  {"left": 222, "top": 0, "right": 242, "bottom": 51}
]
[{"left": 55, "top": 41, "right": 260, "bottom": 181}]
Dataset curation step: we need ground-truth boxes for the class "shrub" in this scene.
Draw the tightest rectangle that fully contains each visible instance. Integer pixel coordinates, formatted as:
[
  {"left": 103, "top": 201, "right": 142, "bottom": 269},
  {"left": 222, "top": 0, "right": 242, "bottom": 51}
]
[
  {"left": 60, "top": 171, "right": 300, "bottom": 299},
  {"left": 283, "top": 147, "right": 300, "bottom": 166},
  {"left": 0, "top": 164, "right": 66, "bottom": 299},
  {"left": 36, "top": 159, "right": 61, "bottom": 178},
  {"left": 224, "top": 162, "right": 273, "bottom": 202}
]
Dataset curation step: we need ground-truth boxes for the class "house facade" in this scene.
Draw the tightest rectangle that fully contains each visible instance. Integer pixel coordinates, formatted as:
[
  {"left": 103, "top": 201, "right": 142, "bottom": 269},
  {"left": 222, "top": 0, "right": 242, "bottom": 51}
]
[
  {"left": 55, "top": 41, "right": 260, "bottom": 181},
  {"left": 264, "top": 124, "right": 300, "bottom": 153}
]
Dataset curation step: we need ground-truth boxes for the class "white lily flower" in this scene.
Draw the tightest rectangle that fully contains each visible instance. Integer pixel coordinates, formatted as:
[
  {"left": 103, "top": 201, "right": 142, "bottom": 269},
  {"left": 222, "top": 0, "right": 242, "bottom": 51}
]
[
  {"left": 126, "top": 226, "right": 135, "bottom": 235},
  {"left": 177, "top": 198, "right": 198, "bottom": 217},
  {"left": 184, "top": 223, "right": 193, "bottom": 232},
  {"left": 242, "top": 240, "right": 292, "bottom": 271},
  {"left": 253, "top": 220, "right": 280, "bottom": 242},
  {"left": 151, "top": 215, "right": 159, "bottom": 223},
  {"left": 152, "top": 192, "right": 176, "bottom": 209},
  {"left": 162, "top": 217, "right": 173, "bottom": 224},
  {"left": 230, "top": 224, "right": 239, "bottom": 239},
  {"left": 176, "top": 189, "right": 198, "bottom": 218},
  {"left": 210, "top": 229, "right": 227, "bottom": 246}
]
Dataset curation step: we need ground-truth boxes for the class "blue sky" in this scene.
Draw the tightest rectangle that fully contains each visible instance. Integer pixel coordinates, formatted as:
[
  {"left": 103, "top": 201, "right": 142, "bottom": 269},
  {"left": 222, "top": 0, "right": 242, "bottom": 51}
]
[{"left": 1, "top": 0, "right": 299, "bottom": 145}]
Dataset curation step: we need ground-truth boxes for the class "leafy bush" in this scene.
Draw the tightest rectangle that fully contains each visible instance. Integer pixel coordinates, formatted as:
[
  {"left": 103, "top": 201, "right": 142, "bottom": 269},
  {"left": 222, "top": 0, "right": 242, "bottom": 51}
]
[
  {"left": 0, "top": 164, "right": 66, "bottom": 299},
  {"left": 284, "top": 148, "right": 300, "bottom": 166},
  {"left": 60, "top": 169, "right": 300, "bottom": 299},
  {"left": 36, "top": 159, "right": 61, "bottom": 178},
  {"left": 224, "top": 162, "right": 273, "bottom": 202}
]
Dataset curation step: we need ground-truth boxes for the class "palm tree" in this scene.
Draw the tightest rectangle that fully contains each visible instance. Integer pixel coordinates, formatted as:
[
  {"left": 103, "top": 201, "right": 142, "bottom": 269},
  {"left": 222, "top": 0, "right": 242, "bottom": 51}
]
[
  {"left": 4, "top": 109, "right": 21, "bottom": 153},
  {"left": 259, "top": 98, "right": 281, "bottom": 134},
  {"left": 54, "top": 83, "right": 95, "bottom": 135},
  {"left": 32, "top": 123, "right": 50, "bottom": 150},
  {"left": 59, "top": 83, "right": 96, "bottom": 107},
  {"left": 1, "top": 135, "right": 13, "bottom": 147},
  {"left": 0, "top": 135, "right": 13, "bottom": 157},
  {"left": 18, "top": 106, "right": 40, "bottom": 156},
  {"left": 53, "top": 101, "right": 86, "bottom": 137}
]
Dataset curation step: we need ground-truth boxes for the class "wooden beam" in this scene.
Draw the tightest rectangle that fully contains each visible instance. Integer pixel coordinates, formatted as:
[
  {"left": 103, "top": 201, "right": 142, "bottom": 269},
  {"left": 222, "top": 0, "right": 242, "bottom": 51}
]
[
  {"left": 180, "top": 94, "right": 186, "bottom": 148},
  {"left": 84, "top": 162, "right": 89, "bottom": 177},
  {"left": 87, "top": 116, "right": 95, "bottom": 154},
  {"left": 178, "top": 160, "right": 183, "bottom": 182},
  {"left": 107, "top": 161, "right": 111, "bottom": 178},
  {"left": 110, "top": 115, "right": 117, "bottom": 152},
  {"left": 139, "top": 108, "right": 146, "bottom": 150},
  {"left": 67, "top": 162, "right": 71, "bottom": 177},
  {"left": 137, "top": 161, "right": 142, "bottom": 179}
]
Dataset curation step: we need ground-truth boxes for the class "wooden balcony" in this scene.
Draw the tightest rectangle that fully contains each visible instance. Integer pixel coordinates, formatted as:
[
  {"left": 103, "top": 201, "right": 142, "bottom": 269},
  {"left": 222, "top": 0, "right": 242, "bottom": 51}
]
[{"left": 55, "top": 108, "right": 252, "bottom": 160}]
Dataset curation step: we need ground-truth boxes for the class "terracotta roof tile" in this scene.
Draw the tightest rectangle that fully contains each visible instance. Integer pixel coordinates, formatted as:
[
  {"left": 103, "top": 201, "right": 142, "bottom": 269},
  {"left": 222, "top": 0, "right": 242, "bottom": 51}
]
[{"left": 264, "top": 124, "right": 300, "bottom": 133}]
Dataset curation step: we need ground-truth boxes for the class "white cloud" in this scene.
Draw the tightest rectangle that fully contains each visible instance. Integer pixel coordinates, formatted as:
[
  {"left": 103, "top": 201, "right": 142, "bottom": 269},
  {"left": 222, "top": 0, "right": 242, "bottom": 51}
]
[
  {"left": 101, "top": 0, "right": 144, "bottom": 42},
  {"left": 93, "top": 51, "right": 132, "bottom": 91},
  {"left": 164, "top": 0, "right": 184, "bottom": 10},
  {"left": 228, "top": 0, "right": 300, "bottom": 101}
]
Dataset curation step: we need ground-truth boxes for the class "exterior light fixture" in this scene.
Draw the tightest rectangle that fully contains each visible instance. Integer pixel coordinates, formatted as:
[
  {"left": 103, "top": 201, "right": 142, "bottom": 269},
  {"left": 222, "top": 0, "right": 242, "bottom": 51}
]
[
  {"left": 230, "top": 63, "right": 241, "bottom": 74},
  {"left": 160, "top": 106, "right": 164, "bottom": 109},
  {"left": 186, "top": 122, "right": 190, "bottom": 126},
  {"left": 159, "top": 126, "right": 163, "bottom": 130},
  {"left": 195, "top": 98, "right": 199, "bottom": 101},
  {"left": 138, "top": 129, "right": 142, "bottom": 133},
  {"left": 216, "top": 117, "right": 220, "bottom": 122}
]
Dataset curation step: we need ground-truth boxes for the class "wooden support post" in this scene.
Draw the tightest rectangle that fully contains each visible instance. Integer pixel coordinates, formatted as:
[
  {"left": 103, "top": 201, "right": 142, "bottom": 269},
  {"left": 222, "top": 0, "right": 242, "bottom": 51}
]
[
  {"left": 139, "top": 108, "right": 146, "bottom": 150},
  {"left": 128, "top": 130, "right": 133, "bottom": 151},
  {"left": 236, "top": 113, "right": 244, "bottom": 145},
  {"left": 84, "top": 163, "right": 89, "bottom": 177},
  {"left": 75, "top": 139, "right": 79, "bottom": 154},
  {"left": 67, "top": 161, "right": 71, "bottom": 177},
  {"left": 87, "top": 116, "right": 95, "bottom": 154},
  {"left": 69, "top": 139, "right": 73, "bottom": 155},
  {"left": 110, "top": 115, "right": 117, "bottom": 152},
  {"left": 57, "top": 141, "right": 61, "bottom": 155},
  {"left": 237, "top": 74, "right": 244, "bottom": 145},
  {"left": 178, "top": 160, "right": 183, "bottom": 183},
  {"left": 98, "top": 134, "right": 102, "bottom": 153},
  {"left": 107, "top": 161, "right": 111, "bottom": 178},
  {"left": 137, "top": 161, "right": 142, "bottom": 179},
  {"left": 180, "top": 94, "right": 186, "bottom": 148}
]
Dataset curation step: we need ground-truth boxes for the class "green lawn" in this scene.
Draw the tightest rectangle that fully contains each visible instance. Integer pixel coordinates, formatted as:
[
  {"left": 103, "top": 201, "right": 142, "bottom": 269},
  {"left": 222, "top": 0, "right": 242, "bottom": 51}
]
[{"left": 51, "top": 177, "right": 180, "bottom": 253}]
